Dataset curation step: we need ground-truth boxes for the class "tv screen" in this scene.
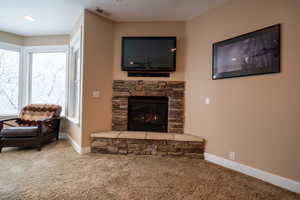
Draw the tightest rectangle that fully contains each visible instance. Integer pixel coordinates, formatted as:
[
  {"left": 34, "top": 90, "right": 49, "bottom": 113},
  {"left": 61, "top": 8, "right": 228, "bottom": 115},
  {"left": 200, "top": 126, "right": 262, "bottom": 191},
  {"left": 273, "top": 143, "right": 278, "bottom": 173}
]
[{"left": 121, "top": 37, "right": 176, "bottom": 72}]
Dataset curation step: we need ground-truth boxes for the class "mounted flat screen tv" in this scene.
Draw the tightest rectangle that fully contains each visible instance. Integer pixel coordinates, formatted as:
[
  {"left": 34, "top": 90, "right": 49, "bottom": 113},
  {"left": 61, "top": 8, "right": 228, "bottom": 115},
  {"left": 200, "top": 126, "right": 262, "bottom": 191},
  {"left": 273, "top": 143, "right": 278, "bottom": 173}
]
[{"left": 121, "top": 37, "right": 176, "bottom": 72}]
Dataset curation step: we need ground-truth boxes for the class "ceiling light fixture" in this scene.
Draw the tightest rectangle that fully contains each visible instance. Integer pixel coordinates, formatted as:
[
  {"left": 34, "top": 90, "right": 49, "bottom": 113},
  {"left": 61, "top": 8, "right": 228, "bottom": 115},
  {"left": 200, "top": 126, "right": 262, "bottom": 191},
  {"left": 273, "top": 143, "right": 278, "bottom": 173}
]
[{"left": 24, "top": 15, "right": 35, "bottom": 22}]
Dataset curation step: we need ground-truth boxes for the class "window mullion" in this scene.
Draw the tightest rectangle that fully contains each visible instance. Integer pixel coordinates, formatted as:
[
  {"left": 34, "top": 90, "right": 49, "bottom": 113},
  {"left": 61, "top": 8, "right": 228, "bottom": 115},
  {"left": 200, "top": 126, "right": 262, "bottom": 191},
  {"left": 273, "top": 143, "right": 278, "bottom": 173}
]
[
  {"left": 20, "top": 50, "right": 32, "bottom": 108},
  {"left": 27, "top": 52, "right": 33, "bottom": 105},
  {"left": 18, "top": 48, "right": 24, "bottom": 113}
]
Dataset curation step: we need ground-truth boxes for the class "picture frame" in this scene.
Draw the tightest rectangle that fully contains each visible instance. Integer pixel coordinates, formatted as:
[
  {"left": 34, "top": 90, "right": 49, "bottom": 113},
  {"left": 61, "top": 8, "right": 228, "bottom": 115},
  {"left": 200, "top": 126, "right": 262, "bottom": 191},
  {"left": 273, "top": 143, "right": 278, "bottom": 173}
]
[{"left": 212, "top": 24, "right": 280, "bottom": 80}]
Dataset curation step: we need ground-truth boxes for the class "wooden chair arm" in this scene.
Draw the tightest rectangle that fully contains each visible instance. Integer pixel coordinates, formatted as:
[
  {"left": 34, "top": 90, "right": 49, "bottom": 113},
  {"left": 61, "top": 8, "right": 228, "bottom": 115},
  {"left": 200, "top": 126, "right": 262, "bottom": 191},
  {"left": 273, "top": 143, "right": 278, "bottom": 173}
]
[
  {"left": 0, "top": 118, "right": 18, "bottom": 123},
  {"left": 36, "top": 117, "right": 61, "bottom": 137}
]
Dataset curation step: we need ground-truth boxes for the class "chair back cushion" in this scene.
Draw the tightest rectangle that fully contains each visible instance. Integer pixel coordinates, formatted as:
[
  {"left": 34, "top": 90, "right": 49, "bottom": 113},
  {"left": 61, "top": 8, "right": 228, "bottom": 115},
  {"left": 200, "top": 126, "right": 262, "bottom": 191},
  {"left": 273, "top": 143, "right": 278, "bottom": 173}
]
[{"left": 17, "top": 104, "right": 62, "bottom": 126}]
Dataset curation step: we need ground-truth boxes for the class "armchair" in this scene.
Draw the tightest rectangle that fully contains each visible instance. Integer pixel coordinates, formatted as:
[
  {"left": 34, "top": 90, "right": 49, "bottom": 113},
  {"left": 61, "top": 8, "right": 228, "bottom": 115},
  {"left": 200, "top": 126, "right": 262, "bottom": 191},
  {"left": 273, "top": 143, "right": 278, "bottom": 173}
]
[{"left": 0, "top": 104, "right": 62, "bottom": 152}]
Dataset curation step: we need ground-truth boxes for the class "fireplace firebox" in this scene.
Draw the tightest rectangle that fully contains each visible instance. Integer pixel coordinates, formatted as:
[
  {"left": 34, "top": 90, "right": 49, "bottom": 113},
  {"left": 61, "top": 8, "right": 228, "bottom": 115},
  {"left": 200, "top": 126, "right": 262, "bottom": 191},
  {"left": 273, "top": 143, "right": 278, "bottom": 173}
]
[{"left": 128, "top": 96, "right": 168, "bottom": 132}]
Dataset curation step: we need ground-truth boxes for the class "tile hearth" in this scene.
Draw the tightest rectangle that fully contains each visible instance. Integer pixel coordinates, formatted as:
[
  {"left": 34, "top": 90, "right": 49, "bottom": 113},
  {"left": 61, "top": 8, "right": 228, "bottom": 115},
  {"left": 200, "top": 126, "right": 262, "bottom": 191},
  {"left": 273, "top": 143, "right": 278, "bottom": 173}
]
[{"left": 91, "top": 131, "right": 204, "bottom": 159}]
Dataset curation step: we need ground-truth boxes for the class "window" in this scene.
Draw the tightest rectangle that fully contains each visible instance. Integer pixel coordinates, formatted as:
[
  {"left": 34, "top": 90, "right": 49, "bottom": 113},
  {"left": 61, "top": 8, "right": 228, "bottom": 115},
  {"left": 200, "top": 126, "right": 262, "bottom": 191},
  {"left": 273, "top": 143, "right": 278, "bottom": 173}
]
[
  {"left": 67, "top": 29, "right": 82, "bottom": 123},
  {"left": 30, "top": 52, "right": 67, "bottom": 114},
  {"left": 25, "top": 47, "right": 68, "bottom": 115},
  {"left": 0, "top": 42, "right": 68, "bottom": 117},
  {"left": 0, "top": 45, "right": 20, "bottom": 116}
]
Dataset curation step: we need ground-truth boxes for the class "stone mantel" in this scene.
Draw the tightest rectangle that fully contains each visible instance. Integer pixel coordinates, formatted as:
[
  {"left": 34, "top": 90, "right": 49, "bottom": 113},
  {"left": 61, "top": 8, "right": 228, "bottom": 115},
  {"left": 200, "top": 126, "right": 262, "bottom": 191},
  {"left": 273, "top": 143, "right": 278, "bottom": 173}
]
[{"left": 112, "top": 80, "right": 185, "bottom": 133}]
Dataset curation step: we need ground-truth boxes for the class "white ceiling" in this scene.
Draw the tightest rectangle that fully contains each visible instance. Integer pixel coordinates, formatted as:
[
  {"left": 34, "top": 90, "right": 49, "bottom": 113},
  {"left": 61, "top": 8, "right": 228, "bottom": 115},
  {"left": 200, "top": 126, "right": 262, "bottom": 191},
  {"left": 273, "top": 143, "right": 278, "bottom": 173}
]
[{"left": 0, "top": 0, "right": 226, "bottom": 36}]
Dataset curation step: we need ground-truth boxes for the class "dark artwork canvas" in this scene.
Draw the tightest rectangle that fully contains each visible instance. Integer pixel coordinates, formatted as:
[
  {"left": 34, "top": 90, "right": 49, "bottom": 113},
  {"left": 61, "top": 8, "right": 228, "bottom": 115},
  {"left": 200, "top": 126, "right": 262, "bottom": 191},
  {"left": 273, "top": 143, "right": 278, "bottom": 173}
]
[{"left": 212, "top": 24, "right": 280, "bottom": 80}]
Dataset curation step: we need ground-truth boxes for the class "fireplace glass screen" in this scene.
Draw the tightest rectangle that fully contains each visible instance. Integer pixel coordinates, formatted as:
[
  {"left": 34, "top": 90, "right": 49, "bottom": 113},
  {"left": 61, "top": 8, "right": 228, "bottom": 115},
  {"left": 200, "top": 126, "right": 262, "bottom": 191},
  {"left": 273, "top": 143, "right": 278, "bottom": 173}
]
[{"left": 128, "top": 96, "right": 168, "bottom": 132}]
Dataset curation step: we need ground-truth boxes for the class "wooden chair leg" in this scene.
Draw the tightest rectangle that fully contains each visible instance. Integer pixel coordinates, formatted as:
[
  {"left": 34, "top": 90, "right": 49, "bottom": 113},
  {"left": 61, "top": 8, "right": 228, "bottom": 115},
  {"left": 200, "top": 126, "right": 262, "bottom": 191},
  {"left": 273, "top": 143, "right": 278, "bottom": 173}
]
[
  {"left": 55, "top": 119, "right": 60, "bottom": 141},
  {"left": 37, "top": 146, "right": 42, "bottom": 151}
]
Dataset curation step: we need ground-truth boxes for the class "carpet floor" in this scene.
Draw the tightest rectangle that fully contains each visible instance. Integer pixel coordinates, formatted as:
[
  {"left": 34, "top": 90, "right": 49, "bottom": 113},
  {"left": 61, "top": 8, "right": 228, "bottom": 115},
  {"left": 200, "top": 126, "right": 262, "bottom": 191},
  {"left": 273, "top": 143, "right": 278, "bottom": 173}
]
[{"left": 0, "top": 139, "right": 299, "bottom": 200}]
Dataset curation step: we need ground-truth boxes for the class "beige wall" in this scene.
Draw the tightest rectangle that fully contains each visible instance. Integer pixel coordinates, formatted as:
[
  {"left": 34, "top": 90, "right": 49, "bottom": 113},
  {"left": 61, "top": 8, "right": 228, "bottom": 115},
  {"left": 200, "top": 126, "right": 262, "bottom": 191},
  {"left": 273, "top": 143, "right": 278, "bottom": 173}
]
[
  {"left": 185, "top": 0, "right": 300, "bottom": 181},
  {"left": 113, "top": 22, "right": 185, "bottom": 81},
  {"left": 23, "top": 35, "right": 69, "bottom": 46},
  {"left": 0, "top": 31, "right": 69, "bottom": 46},
  {"left": 0, "top": 31, "right": 24, "bottom": 45},
  {"left": 81, "top": 10, "right": 114, "bottom": 147}
]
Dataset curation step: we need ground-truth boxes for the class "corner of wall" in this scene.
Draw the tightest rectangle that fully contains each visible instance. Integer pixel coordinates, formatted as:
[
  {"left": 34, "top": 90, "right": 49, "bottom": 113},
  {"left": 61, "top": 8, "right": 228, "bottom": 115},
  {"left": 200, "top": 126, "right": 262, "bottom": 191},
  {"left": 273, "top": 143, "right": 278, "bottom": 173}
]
[{"left": 80, "top": 8, "right": 114, "bottom": 147}]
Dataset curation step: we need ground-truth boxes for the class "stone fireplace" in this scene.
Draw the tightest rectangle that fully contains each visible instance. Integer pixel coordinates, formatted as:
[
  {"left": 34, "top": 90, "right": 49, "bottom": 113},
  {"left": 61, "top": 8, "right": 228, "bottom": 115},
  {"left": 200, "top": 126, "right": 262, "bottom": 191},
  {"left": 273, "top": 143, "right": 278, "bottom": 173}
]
[
  {"left": 92, "top": 81, "right": 204, "bottom": 158},
  {"left": 112, "top": 80, "right": 185, "bottom": 133}
]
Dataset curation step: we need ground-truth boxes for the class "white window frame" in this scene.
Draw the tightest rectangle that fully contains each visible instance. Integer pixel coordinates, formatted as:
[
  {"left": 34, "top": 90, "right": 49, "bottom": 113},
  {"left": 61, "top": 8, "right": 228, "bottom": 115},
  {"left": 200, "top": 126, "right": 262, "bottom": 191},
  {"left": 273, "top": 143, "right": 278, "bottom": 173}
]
[
  {"left": 0, "top": 42, "right": 23, "bottom": 117},
  {"left": 66, "top": 28, "right": 82, "bottom": 125},
  {"left": 0, "top": 42, "right": 69, "bottom": 117},
  {"left": 24, "top": 45, "right": 69, "bottom": 108}
]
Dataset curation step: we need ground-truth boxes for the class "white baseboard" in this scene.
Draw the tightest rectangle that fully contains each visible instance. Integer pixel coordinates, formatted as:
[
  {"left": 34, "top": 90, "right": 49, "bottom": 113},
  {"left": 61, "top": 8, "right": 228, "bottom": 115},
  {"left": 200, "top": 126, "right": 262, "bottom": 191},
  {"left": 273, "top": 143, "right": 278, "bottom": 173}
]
[
  {"left": 62, "top": 133, "right": 90, "bottom": 154},
  {"left": 204, "top": 153, "right": 300, "bottom": 193},
  {"left": 81, "top": 146, "right": 91, "bottom": 154}
]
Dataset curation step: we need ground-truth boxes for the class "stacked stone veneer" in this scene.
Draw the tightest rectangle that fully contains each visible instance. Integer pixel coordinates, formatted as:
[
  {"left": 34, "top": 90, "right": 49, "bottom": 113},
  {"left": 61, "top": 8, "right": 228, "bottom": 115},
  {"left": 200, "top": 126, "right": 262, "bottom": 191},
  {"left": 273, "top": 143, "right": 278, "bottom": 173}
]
[
  {"left": 91, "top": 137, "right": 204, "bottom": 159},
  {"left": 112, "top": 80, "right": 185, "bottom": 133}
]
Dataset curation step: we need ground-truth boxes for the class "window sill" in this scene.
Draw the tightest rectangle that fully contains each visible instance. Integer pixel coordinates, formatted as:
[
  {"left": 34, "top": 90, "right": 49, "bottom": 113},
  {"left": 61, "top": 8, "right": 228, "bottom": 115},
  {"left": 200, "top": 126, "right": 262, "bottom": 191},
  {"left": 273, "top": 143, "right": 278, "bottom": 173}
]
[
  {"left": 0, "top": 115, "right": 17, "bottom": 120},
  {"left": 65, "top": 117, "right": 80, "bottom": 126}
]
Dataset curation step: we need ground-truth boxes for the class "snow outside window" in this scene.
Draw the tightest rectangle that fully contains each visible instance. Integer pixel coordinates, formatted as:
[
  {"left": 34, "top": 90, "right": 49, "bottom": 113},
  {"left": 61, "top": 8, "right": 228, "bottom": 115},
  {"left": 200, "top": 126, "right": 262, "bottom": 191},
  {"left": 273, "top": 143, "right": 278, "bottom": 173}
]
[
  {"left": 30, "top": 52, "right": 67, "bottom": 115},
  {"left": 0, "top": 47, "right": 20, "bottom": 115}
]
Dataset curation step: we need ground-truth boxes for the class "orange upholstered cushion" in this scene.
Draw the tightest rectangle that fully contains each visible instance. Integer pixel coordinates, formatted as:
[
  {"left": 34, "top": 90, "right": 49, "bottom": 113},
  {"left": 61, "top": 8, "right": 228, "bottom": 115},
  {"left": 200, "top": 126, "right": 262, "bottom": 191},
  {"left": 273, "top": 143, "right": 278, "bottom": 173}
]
[{"left": 17, "top": 104, "right": 62, "bottom": 126}]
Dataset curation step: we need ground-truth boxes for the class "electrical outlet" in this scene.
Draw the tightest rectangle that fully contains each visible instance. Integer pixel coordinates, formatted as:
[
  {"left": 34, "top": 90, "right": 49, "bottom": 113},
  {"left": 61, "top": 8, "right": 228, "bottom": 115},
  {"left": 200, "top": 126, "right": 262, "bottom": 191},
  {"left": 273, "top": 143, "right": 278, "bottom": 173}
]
[
  {"left": 229, "top": 152, "right": 235, "bottom": 160},
  {"left": 92, "top": 90, "right": 100, "bottom": 98}
]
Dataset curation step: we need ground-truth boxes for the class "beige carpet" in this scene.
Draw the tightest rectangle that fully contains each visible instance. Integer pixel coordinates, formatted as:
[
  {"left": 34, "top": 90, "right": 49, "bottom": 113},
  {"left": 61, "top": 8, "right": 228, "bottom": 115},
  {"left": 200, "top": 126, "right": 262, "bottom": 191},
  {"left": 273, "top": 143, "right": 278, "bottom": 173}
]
[{"left": 0, "top": 140, "right": 299, "bottom": 200}]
